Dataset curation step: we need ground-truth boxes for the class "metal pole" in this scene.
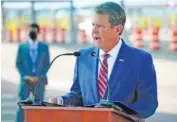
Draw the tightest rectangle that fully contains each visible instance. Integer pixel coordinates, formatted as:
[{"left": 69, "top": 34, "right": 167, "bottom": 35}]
[
  {"left": 69, "top": 0, "right": 77, "bottom": 44},
  {"left": 1, "top": 1, "right": 6, "bottom": 42},
  {"left": 31, "top": 1, "right": 36, "bottom": 23}
]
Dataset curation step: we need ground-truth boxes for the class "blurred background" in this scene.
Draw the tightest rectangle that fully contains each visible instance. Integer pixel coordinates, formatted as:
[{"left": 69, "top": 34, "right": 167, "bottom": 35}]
[{"left": 1, "top": 0, "right": 177, "bottom": 122}]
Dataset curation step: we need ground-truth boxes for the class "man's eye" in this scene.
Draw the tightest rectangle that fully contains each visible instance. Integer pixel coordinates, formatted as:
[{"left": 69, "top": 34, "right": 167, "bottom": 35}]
[{"left": 97, "top": 25, "right": 101, "bottom": 28}]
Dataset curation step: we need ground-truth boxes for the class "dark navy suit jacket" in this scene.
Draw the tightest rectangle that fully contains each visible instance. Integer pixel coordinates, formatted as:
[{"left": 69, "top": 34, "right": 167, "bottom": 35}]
[{"left": 62, "top": 41, "right": 158, "bottom": 118}]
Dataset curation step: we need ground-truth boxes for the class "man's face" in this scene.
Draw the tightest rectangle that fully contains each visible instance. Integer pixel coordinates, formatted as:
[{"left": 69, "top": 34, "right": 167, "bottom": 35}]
[
  {"left": 29, "top": 27, "right": 39, "bottom": 41},
  {"left": 92, "top": 13, "right": 117, "bottom": 50}
]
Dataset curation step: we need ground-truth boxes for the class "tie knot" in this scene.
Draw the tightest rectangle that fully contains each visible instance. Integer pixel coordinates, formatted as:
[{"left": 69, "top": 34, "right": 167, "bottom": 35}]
[{"left": 102, "top": 53, "right": 110, "bottom": 59}]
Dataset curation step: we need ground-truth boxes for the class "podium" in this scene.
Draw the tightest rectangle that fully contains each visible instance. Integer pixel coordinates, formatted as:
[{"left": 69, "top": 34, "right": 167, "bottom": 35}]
[{"left": 22, "top": 106, "right": 135, "bottom": 122}]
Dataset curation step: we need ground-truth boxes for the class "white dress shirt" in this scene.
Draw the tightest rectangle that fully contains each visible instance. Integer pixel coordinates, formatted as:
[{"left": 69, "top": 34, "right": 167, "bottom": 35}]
[
  {"left": 29, "top": 39, "right": 39, "bottom": 73},
  {"left": 98, "top": 38, "right": 122, "bottom": 80}
]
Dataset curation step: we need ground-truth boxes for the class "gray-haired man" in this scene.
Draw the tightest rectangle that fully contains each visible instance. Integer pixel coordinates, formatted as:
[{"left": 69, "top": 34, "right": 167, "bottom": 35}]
[{"left": 49, "top": 2, "right": 158, "bottom": 122}]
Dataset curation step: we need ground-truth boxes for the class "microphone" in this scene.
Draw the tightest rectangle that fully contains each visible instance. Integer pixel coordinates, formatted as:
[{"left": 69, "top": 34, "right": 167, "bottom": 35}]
[
  {"left": 90, "top": 51, "right": 123, "bottom": 112},
  {"left": 18, "top": 51, "right": 80, "bottom": 107}
]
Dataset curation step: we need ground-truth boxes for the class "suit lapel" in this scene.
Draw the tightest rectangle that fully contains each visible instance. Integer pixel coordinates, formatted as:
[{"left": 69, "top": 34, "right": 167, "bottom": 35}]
[
  {"left": 25, "top": 42, "right": 33, "bottom": 66},
  {"left": 104, "top": 40, "right": 130, "bottom": 99},
  {"left": 35, "top": 42, "right": 41, "bottom": 65},
  {"left": 89, "top": 47, "right": 99, "bottom": 103}
]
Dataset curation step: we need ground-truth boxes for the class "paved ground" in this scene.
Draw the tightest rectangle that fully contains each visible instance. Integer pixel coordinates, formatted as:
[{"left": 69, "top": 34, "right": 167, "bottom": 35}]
[
  {"left": 1, "top": 80, "right": 65, "bottom": 122},
  {"left": 1, "top": 43, "right": 177, "bottom": 122}
]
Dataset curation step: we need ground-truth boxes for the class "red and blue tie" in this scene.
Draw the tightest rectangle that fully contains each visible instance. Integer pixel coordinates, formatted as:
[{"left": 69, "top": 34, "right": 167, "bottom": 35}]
[{"left": 98, "top": 53, "right": 110, "bottom": 99}]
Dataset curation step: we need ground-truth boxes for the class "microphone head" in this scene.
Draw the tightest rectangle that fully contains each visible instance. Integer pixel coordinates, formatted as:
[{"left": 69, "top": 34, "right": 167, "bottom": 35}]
[
  {"left": 91, "top": 52, "right": 96, "bottom": 57},
  {"left": 73, "top": 51, "right": 81, "bottom": 56}
]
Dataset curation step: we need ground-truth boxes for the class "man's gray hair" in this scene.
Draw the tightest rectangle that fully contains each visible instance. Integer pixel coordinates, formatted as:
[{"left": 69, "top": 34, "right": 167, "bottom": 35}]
[{"left": 94, "top": 2, "right": 126, "bottom": 35}]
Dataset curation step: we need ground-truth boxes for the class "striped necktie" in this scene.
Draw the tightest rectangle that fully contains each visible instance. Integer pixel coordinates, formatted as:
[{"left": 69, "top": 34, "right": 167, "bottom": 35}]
[{"left": 98, "top": 53, "right": 110, "bottom": 99}]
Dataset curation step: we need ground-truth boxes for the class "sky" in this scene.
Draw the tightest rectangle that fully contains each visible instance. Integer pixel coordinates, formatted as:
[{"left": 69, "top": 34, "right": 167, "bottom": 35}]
[{"left": 2, "top": 0, "right": 176, "bottom": 9}]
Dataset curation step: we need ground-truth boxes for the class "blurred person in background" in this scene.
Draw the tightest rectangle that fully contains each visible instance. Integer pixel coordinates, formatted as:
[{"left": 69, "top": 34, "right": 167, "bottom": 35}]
[
  {"left": 49, "top": 2, "right": 158, "bottom": 122},
  {"left": 16, "top": 23, "right": 50, "bottom": 122}
]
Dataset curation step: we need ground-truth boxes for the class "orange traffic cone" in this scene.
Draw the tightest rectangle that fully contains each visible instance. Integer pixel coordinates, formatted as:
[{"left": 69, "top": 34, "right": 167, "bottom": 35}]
[
  {"left": 40, "top": 26, "right": 47, "bottom": 42},
  {"left": 8, "top": 29, "right": 13, "bottom": 43},
  {"left": 20, "top": 26, "right": 28, "bottom": 42},
  {"left": 133, "top": 27, "right": 144, "bottom": 48},
  {"left": 169, "top": 28, "right": 177, "bottom": 52},
  {"left": 149, "top": 26, "right": 160, "bottom": 50},
  {"left": 51, "top": 27, "right": 57, "bottom": 43},
  {"left": 58, "top": 27, "right": 66, "bottom": 43},
  {"left": 14, "top": 28, "right": 21, "bottom": 43}
]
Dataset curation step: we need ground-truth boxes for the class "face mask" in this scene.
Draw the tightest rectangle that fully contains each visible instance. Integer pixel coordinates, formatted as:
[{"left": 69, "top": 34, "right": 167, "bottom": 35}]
[{"left": 29, "top": 31, "right": 37, "bottom": 41}]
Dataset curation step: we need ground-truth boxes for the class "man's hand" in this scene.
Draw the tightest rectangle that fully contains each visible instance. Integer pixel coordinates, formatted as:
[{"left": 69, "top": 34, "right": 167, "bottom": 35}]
[
  {"left": 32, "top": 77, "right": 40, "bottom": 83},
  {"left": 25, "top": 76, "right": 40, "bottom": 85},
  {"left": 48, "top": 97, "right": 63, "bottom": 105},
  {"left": 24, "top": 76, "right": 33, "bottom": 83}
]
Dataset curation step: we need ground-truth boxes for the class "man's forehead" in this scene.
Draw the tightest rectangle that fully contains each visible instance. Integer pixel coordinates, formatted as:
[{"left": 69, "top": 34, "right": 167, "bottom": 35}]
[
  {"left": 92, "top": 13, "right": 109, "bottom": 18},
  {"left": 92, "top": 13, "right": 110, "bottom": 23},
  {"left": 29, "top": 27, "right": 38, "bottom": 31}
]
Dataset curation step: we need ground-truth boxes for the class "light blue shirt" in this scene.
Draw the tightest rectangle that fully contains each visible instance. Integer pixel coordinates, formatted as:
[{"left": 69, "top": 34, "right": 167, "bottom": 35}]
[{"left": 29, "top": 39, "right": 39, "bottom": 73}]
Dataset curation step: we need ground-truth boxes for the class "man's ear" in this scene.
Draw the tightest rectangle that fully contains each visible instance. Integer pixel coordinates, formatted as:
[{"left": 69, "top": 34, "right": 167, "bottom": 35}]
[{"left": 114, "top": 24, "right": 123, "bottom": 35}]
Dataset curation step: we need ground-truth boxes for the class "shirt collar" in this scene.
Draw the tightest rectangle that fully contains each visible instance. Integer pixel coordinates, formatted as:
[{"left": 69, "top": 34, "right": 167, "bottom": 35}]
[
  {"left": 28, "top": 38, "right": 39, "bottom": 45},
  {"left": 99, "top": 38, "right": 122, "bottom": 59}
]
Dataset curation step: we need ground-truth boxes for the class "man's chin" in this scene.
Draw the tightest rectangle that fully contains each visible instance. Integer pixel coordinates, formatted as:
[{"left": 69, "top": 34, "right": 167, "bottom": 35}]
[
  {"left": 94, "top": 43, "right": 102, "bottom": 48},
  {"left": 93, "top": 41, "right": 103, "bottom": 48}
]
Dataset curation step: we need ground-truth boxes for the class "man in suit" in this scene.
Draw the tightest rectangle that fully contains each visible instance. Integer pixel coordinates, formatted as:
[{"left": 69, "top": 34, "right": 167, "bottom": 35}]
[
  {"left": 49, "top": 2, "right": 158, "bottom": 121},
  {"left": 16, "top": 23, "right": 50, "bottom": 122}
]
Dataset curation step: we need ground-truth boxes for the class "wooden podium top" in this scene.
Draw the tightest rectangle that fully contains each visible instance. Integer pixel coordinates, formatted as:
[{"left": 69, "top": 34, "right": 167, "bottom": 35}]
[
  {"left": 22, "top": 106, "right": 124, "bottom": 116},
  {"left": 22, "top": 106, "right": 134, "bottom": 122},
  {"left": 23, "top": 106, "right": 116, "bottom": 111},
  {"left": 23, "top": 106, "right": 125, "bottom": 115},
  {"left": 24, "top": 106, "right": 123, "bottom": 114}
]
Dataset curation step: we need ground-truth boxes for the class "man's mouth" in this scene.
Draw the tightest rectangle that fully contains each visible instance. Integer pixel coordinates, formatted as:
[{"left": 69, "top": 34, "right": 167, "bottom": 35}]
[{"left": 94, "top": 37, "right": 101, "bottom": 40}]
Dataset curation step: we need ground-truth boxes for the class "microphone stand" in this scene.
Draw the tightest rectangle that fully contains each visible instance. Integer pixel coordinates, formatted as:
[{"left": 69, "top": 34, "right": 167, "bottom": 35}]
[
  {"left": 98, "top": 74, "right": 123, "bottom": 112},
  {"left": 18, "top": 52, "right": 80, "bottom": 107}
]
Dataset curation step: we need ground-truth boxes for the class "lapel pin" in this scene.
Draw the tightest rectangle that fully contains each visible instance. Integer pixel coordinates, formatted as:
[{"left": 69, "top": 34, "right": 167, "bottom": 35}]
[{"left": 119, "top": 59, "right": 124, "bottom": 62}]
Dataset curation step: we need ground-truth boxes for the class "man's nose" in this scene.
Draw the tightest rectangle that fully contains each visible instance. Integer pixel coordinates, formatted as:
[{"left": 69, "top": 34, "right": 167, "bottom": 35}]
[{"left": 92, "top": 26, "right": 98, "bottom": 33}]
